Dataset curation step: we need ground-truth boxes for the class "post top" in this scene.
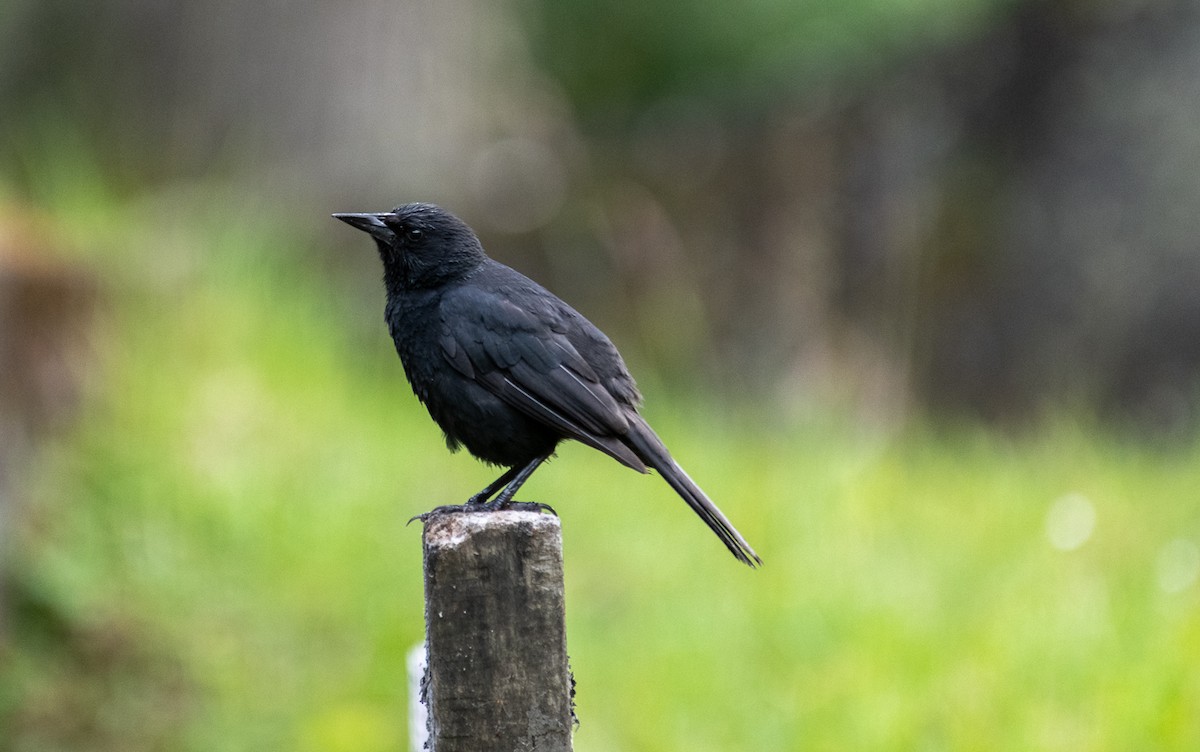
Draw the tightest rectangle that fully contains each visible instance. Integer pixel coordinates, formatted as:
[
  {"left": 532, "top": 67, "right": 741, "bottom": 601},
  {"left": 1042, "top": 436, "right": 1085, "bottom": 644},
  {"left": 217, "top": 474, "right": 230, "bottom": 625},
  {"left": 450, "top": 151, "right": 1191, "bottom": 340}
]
[{"left": 422, "top": 510, "right": 560, "bottom": 550}]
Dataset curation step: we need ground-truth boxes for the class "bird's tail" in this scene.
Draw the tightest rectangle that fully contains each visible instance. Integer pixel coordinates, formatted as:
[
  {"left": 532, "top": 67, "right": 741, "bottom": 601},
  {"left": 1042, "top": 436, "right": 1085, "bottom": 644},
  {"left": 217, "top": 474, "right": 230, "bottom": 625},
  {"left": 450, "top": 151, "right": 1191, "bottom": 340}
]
[{"left": 624, "top": 415, "right": 762, "bottom": 567}]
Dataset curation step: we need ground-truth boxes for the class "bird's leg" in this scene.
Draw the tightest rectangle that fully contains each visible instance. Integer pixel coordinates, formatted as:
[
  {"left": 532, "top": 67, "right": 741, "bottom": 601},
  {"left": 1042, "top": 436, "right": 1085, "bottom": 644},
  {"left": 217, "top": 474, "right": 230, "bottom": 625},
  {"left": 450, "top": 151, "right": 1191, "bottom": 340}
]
[
  {"left": 409, "top": 458, "right": 555, "bottom": 525},
  {"left": 486, "top": 454, "right": 549, "bottom": 508},
  {"left": 465, "top": 464, "right": 524, "bottom": 506}
]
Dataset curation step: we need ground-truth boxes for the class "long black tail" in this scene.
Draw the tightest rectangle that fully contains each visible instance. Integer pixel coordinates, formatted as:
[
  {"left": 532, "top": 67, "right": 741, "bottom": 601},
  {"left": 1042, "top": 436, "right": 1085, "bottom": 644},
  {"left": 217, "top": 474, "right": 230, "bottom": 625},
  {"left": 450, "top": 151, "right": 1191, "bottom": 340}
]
[{"left": 624, "top": 414, "right": 762, "bottom": 567}]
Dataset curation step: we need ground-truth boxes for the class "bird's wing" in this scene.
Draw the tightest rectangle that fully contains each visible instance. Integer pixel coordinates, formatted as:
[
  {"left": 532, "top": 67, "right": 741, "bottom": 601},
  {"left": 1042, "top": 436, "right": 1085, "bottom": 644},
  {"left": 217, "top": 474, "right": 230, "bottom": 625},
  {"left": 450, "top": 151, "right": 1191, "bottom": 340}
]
[{"left": 438, "top": 284, "right": 647, "bottom": 472}]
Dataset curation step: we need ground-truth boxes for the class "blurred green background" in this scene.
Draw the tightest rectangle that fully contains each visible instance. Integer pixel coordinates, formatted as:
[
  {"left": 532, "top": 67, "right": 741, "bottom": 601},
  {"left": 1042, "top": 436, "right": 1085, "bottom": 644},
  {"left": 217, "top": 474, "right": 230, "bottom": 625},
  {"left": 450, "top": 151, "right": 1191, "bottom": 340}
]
[{"left": 3, "top": 0, "right": 1200, "bottom": 749}]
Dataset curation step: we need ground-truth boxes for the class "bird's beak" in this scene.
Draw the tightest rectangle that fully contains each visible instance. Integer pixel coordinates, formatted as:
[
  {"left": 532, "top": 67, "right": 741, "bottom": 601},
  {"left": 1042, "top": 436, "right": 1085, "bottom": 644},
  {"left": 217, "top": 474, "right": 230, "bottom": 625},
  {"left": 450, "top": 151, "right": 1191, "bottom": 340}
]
[{"left": 332, "top": 212, "right": 397, "bottom": 243}]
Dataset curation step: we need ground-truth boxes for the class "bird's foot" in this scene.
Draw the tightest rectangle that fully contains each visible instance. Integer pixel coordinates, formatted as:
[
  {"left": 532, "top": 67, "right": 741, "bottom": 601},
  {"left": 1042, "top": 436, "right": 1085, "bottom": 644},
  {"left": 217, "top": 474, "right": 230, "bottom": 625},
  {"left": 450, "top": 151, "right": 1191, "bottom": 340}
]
[
  {"left": 407, "top": 500, "right": 557, "bottom": 525},
  {"left": 484, "top": 499, "right": 558, "bottom": 516},
  {"left": 406, "top": 503, "right": 471, "bottom": 525}
]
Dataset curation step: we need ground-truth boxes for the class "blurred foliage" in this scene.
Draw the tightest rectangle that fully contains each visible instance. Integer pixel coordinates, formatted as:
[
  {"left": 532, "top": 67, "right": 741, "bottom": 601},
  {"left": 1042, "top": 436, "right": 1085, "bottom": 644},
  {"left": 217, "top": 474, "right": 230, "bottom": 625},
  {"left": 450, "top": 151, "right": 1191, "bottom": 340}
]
[
  {"left": 519, "top": 0, "right": 1013, "bottom": 123},
  {"left": 3, "top": 185, "right": 1199, "bottom": 750}
]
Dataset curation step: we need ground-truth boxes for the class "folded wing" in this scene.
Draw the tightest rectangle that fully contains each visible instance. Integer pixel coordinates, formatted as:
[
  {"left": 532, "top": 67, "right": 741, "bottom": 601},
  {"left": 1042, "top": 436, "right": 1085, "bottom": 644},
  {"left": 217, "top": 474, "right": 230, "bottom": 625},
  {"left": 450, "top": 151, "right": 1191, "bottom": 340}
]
[{"left": 438, "top": 284, "right": 648, "bottom": 472}]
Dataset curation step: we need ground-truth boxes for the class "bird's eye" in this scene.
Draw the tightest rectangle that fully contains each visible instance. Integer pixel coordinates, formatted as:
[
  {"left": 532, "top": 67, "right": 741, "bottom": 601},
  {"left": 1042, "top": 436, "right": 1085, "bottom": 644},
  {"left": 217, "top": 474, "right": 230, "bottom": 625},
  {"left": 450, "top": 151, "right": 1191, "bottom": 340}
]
[{"left": 405, "top": 227, "right": 424, "bottom": 243}]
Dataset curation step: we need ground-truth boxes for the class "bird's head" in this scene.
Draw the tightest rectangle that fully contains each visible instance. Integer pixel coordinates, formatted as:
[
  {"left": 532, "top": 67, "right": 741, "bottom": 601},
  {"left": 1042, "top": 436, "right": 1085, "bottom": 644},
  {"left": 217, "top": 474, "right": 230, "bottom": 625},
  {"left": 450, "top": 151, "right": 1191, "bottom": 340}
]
[{"left": 333, "top": 203, "right": 486, "bottom": 290}]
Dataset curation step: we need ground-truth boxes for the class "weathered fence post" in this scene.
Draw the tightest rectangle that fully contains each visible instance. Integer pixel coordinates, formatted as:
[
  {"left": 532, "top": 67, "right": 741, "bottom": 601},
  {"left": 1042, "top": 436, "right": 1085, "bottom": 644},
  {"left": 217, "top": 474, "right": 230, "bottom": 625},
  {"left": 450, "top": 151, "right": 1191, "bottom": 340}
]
[{"left": 420, "top": 510, "right": 573, "bottom": 752}]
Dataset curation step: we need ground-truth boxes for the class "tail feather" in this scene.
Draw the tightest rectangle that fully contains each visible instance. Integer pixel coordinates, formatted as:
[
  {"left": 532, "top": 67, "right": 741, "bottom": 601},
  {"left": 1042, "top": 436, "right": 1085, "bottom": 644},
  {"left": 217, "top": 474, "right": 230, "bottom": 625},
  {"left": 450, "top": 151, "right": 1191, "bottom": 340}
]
[{"left": 624, "top": 415, "right": 762, "bottom": 567}]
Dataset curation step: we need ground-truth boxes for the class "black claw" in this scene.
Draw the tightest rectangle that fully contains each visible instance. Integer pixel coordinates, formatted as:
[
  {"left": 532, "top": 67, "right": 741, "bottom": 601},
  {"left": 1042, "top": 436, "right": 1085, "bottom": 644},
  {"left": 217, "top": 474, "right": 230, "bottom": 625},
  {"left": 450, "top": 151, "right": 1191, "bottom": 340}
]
[
  {"left": 407, "top": 502, "right": 477, "bottom": 524},
  {"left": 488, "top": 500, "right": 558, "bottom": 516}
]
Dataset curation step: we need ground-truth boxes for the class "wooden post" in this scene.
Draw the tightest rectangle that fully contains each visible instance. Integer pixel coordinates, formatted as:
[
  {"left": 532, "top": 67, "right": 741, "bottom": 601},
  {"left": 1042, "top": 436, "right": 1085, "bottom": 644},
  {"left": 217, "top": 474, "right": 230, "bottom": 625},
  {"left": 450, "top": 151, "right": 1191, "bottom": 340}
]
[{"left": 421, "top": 510, "right": 573, "bottom": 752}]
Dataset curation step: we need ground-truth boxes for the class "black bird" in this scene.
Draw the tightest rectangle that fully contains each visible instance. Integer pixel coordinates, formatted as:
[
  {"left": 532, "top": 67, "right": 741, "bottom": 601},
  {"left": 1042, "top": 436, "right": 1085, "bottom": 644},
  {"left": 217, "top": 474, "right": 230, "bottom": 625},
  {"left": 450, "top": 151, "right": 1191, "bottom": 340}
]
[{"left": 333, "top": 203, "right": 760, "bottom": 566}]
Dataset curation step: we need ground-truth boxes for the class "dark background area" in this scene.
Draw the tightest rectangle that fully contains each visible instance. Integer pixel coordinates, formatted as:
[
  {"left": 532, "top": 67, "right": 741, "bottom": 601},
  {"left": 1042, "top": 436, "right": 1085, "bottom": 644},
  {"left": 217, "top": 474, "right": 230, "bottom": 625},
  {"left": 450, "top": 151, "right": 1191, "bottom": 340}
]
[{"left": 5, "top": 0, "right": 1199, "bottom": 427}]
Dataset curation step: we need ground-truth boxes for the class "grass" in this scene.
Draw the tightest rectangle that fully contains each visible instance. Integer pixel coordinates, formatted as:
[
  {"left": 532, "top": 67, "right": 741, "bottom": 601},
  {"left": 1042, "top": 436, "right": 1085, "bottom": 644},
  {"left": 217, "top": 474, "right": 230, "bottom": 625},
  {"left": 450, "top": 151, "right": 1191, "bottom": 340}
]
[{"left": 7, "top": 192, "right": 1200, "bottom": 751}]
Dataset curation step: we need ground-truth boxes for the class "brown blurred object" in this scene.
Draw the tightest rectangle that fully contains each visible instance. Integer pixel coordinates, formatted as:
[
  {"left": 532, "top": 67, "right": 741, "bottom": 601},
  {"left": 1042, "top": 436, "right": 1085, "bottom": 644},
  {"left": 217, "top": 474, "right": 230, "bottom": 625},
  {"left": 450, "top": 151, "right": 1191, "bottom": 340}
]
[{"left": 0, "top": 203, "right": 99, "bottom": 634}]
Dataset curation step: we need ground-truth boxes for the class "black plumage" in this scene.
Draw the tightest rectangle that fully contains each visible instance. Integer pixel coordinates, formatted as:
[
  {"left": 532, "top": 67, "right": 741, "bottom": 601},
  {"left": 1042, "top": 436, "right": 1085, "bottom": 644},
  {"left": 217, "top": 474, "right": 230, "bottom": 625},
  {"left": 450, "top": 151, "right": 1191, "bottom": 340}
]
[{"left": 334, "top": 203, "right": 760, "bottom": 566}]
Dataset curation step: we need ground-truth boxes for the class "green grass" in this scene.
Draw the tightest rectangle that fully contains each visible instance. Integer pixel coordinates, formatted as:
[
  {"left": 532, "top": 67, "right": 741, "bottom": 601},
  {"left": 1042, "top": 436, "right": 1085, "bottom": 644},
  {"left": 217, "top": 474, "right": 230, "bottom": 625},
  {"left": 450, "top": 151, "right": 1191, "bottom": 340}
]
[{"left": 8, "top": 195, "right": 1200, "bottom": 751}]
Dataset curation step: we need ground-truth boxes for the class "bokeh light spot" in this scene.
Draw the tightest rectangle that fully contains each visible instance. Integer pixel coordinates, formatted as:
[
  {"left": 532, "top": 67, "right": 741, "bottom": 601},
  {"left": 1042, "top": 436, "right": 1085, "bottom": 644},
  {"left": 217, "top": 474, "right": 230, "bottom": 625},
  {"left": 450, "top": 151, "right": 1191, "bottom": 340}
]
[
  {"left": 1156, "top": 538, "right": 1200, "bottom": 594},
  {"left": 1045, "top": 493, "right": 1096, "bottom": 551}
]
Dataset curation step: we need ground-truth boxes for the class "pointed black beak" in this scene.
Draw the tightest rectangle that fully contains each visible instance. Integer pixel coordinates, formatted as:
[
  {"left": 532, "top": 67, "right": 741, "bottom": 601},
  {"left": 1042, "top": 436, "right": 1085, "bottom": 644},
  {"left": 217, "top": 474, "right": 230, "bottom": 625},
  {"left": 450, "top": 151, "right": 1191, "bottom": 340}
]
[{"left": 332, "top": 212, "right": 397, "bottom": 243}]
